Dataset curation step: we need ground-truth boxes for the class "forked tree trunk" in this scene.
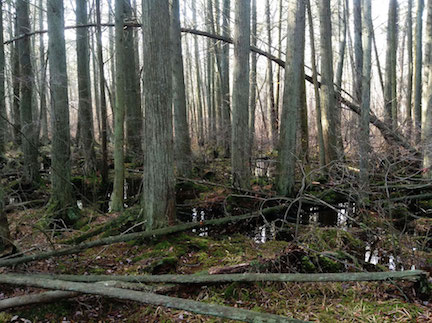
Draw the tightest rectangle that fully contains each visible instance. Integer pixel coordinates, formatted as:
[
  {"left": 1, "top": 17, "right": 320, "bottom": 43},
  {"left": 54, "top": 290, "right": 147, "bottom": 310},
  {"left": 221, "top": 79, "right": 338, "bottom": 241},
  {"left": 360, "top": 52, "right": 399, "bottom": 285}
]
[
  {"left": 141, "top": 0, "right": 176, "bottom": 229},
  {"left": 276, "top": 0, "right": 306, "bottom": 196},
  {"left": 319, "top": 0, "right": 338, "bottom": 164}
]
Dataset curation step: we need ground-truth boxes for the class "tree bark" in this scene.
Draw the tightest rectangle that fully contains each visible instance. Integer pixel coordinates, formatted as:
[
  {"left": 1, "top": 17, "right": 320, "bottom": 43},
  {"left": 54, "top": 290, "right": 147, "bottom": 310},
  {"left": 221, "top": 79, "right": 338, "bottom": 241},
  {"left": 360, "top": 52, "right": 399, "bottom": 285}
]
[
  {"left": 423, "top": 0, "right": 432, "bottom": 177},
  {"left": 171, "top": 0, "right": 192, "bottom": 178},
  {"left": 221, "top": 0, "right": 231, "bottom": 156},
  {"left": 231, "top": 0, "right": 251, "bottom": 189},
  {"left": 414, "top": 0, "right": 424, "bottom": 144},
  {"left": 319, "top": 0, "right": 338, "bottom": 164},
  {"left": 47, "top": 0, "right": 75, "bottom": 221},
  {"left": 276, "top": 0, "right": 306, "bottom": 196},
  {"left": 17, "top": 0, "right": 39, "bottom": 185},
  {"left": 0, "top": 0, "right": 5, "bottom": 156},
  {"left": 266, "top": 0, "right": 278, "bottom": 149},
  {"left": 249, "top": 0, "right": 257, "bottom": 154},
  {"left": 407, "top": 0, "right": 414, "bottom": 138},
  {"left": 384, "top": 0, "right": 398, "bottom": 132},
  {"left": 38, "top": 0, "right": 48, "bottom": 143},
  {"left": 359, "top": 0, "right": 372, "bottom": 193},
  {"left": 76, "top": 0, "right": 96, "bottom": 175},
  {"left": 111, "top": 0, "right": 128, "bottom": 212},
  {"left": 141, "top": 0, "right": 176, "bottom": 229}
]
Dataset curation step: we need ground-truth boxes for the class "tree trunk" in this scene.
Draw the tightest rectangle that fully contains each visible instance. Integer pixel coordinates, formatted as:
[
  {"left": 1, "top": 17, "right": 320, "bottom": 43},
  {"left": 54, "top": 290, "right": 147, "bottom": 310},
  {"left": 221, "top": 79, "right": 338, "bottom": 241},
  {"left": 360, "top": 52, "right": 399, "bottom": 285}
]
[
  {"left": 249, "top": 0, "right": 257, "bottom": 154},
  {"left": 111, "top": 0, "right": 128, "bottom": 212},
  {"left": 17, "top": 0, "right": 39, "bottom": 185},
  {"left": 221, "top": 0, "right": 231, "bottom": 157},
  {"left": 276, "top": 0, "right": 305, "bottom": 196},
  {"left": 353, "top": 0, "right": 363, "bottom": 103},
  {"left": 95, "top": 0, "right": 109, "bottom": 195},
  {"left": 192, "top": 1, "right": 205, "bottom": 148},
  {"left": 306, "top": 0, "right": 325, "bottom": 172},
  {"left": 47, "top": 0, "right": 75, "bottom": 221},
  {"left": 0, "top": 0, "right": 5, "bottom": 156},
  {"left": 171, "top": 0, "right": 192, "bottom": 177},
  {"left": 231, "top": 0, "right": 251, "bottom": 189},
  {"left": 124, "top": 0, "right": 142, "bottom": 161},
  {"left": 407, "top": 0, "right": 414, "bottom": 138},
  {"left": 76, "top": 0, "right": 96, "bottom": 175},
  {"left": 414, "top": 0, "right": 424, "bottom": 144},
  {"left": 266, "top": 0, "right": 278, "bottom": 149},
  {"left": 423, "top": 0, "right": 432, "bottom": 177},
  {"left": 319, "top": 0, "right": 338, "bottom": 164},
  {"left": 141, "top": 0, "right": 176, "bottom": 229},
  {"left": 384, "top": 0, "right": 398, "bottom": 132},
  {"left": 10, "top": 7, "right": 21, "bottom": 146},
  {"left": 359, "top": 0, "right": 372, "bottom": 194}
]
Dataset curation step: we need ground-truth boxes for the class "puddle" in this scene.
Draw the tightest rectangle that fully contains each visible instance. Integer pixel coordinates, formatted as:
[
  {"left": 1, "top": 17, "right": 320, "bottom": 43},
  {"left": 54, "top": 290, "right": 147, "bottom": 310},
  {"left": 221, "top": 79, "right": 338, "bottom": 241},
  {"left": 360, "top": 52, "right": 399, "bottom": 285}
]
[
  {"left": 191, "top": 208, "right": 208, "bottom": 237},
  {"left": 301, "top": 202, "right": 355, "bottom": 229},
  {"left": 364, "top": 242, "right": 416, "bottom": 271}
]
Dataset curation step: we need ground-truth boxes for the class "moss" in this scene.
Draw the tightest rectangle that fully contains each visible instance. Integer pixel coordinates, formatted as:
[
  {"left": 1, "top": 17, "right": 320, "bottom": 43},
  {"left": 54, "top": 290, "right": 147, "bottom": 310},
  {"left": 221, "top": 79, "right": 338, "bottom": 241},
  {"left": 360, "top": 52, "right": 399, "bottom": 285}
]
[
  {"left": 318, "top": 254, "right": 344, "bottom": 272},
  {"left": 418, "top": 199, "right": 432, "bottom": 209},
  {"left": 301, "top": 256, "right": 317, "bottom": 273},
  {"left": 13, "top": 300, "right": 72, "bottom": 321}
]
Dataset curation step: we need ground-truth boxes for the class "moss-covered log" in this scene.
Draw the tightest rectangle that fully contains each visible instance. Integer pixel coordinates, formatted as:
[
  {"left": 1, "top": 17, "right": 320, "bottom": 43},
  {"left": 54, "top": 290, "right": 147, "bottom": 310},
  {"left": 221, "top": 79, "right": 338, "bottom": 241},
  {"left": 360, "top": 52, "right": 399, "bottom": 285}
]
[
  {"left": 26, "top": 270, "right": 426, "bottom": 284},
  {"left": 0, "top": 274, "right": 302, "bottom": 322},
  {"left": 0, "top": 205, "right": 285, "bottom": 267}
]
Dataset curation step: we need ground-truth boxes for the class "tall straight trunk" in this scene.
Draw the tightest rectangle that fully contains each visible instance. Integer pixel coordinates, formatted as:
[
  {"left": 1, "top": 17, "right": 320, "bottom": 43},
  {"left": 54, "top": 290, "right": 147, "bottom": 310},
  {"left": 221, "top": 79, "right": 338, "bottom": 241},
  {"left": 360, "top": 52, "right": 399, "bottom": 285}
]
[
  {"left": 170, "top": 0, "right": 192, "bottom": 177},
  {"left": 266, "top": 0, "right": 278, "bottom": 148},
  {"left": 275, "top": 0, "right": 283, "bottom": 120},
  {"left": 359, "top": 0, "right": 372, "bottom": 192},
  {"left": 221, "top": 0, "right": 231, "bottom": 156},
  {"left": 38, "top": 0, "right": 48, "bottom": 143},
  {"left": 90, "top": 31, "right": 101, "bottom": 138},
  {"left": 47, "top": 0, "right": 75, "bottom": 220},
  {"left": 95, "top": 0, "right": 109, "bottom": 193},
  {"left": 353, "top": 0, "right": 363, "bottom": 103},
  {"left": 413, "top": 0, "right": 424, "bottom": 144},
  {"left": 192, "top": 0, "right": 205, "bottom": 147},
  {"left": 249, "top": 0, "right": 257, "bottom": 154},
  {"left": 141, "top": 0, "right": 175, "bottom": 229},
  {"left": 206, "top": 0, "right": 216, "bottom": 146},
  {"left": 276, "top": 0, "right": 305, "bottom": 196},
  {"left": 76, "top": 0, "right": 96, "bottom": 174},
  {"left": 17, "top": 0, "right": 39, "bottom": 185},
  {"left": 108, "top": 0, "right": 116, "bottom": 125},
  {"left": 423, "top": 0, "right": 432, "bottom": 177},
  {"left": 0, "top": 0, "right": 5, "bottom": 156},
  {"left": 231, "top": 0, "right": 250, "bottom": 189},
  {"left": 306, "top": 0, "right": 325, "bottom": 171},
  {"left": 214, "top": 0, "right": 223, "bottom": 147},
  {"left": 319, "top": 0, "right": 338, "bottom": 164},
  {"left": 334, "top": 0, "right": 348, "bottom": 157},
  {"left": 299, "top": 70, "right": 308, "bottom": 163},
  {"left": 384, "top": 0, "right": 398, "bottom": 131},
  {"left": 407, "top": 0, "right": 414, "bottom": 138},
  {"left": 124, "top": 0, "right": 142, "bottom": 161},
  {"left": 111, "top": 0, "right": 127, "bottom": 211},
  {"left": 11, "top": 16, "right": 21, "bottom": 146}
]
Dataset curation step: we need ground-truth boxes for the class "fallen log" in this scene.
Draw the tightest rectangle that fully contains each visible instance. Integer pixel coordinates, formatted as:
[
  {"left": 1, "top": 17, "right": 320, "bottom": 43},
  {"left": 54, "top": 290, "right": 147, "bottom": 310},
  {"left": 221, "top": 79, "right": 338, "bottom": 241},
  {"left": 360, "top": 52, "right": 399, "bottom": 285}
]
[
  {"left": 0, "top": 290, "right": 78, "bottom": 310},
  {"left": 0, "top": 281, "right": 176, "bottom": 311},
  {"left": 25, "top": 270, "right": 426, "bottom": 284},
  {"left": 0, "top": 205, "right": 285, "bottom": 267},
  {"left": 0, "top": 275, "right": 302, "bottom": 322}
]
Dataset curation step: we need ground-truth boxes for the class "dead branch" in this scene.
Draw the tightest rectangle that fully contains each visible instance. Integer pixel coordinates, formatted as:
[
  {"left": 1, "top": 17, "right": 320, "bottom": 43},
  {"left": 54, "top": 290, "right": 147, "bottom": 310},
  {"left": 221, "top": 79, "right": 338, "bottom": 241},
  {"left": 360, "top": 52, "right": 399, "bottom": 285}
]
[{"left": 0, "top": 274, "right": 301, "bottom": 322}]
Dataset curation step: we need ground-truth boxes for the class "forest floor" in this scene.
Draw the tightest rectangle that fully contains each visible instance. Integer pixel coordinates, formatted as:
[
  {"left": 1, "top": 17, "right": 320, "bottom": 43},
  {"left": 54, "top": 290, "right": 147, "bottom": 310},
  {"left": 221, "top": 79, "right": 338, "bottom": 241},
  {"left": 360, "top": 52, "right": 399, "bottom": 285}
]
[{"left": 1, "top": 157, "right": 432, "bottom": 322}]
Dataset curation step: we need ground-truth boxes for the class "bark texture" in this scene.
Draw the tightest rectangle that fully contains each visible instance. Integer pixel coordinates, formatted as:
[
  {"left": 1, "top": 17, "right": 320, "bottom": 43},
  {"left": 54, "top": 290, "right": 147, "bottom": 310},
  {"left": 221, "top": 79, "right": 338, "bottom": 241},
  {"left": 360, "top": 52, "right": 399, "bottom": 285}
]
[
  {"left": 231, "top": 0, "right": 251, "bottom": 189},
  {"left": 141, "top": 0, "right": 176, "bottom": 229}
]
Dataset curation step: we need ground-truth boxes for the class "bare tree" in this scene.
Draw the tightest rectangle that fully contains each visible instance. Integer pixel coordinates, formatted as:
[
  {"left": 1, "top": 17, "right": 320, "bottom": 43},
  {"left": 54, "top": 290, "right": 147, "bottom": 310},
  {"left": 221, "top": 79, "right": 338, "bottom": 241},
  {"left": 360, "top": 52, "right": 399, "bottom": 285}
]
[
  {"left": 276, "top": 0, "right": 306, "bottom": 196},
  {"left": 231, "top": 0, "right": 251, "bottom": 188},
  {"left": 141, "top": 0, "right": 176, "bottom": 229}
]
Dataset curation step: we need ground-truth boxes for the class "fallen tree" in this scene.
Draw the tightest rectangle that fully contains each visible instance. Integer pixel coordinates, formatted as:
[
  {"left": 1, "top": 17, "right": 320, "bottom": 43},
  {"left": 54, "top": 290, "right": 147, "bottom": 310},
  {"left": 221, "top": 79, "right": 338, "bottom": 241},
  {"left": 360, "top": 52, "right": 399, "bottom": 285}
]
[
  {"left": 0, "top": 274, "right": 302, "bottom": 322},
  {"left": 0, "top": 205, "right": 286, "bottom": 267},
  {"left": 22, "top": 270, "right": 427, "bottom": 284}
]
